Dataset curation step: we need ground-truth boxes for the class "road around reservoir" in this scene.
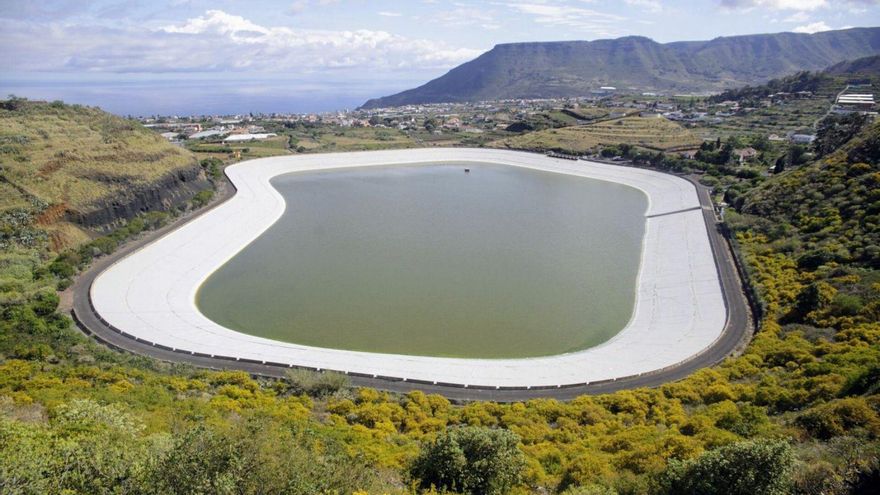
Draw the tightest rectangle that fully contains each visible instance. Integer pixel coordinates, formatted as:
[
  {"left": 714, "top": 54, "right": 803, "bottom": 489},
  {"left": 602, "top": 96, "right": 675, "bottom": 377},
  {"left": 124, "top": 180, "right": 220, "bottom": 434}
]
[{"left": 71, "top": 152, "right": 754, "bottom": 402}]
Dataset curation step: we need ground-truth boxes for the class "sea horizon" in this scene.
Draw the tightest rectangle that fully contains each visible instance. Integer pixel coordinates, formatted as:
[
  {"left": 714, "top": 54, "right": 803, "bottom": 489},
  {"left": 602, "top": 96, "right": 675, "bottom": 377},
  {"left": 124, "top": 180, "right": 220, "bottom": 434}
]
[{"left": 0, "top": 74, "right": 431, "bottom": 116}]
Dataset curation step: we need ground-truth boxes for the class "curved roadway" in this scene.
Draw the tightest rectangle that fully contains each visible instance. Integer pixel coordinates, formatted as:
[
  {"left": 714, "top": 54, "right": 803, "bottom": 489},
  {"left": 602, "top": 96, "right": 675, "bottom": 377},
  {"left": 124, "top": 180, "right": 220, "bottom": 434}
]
[{"left": 71, "top": 156, "right": 753, "bottom": 401}]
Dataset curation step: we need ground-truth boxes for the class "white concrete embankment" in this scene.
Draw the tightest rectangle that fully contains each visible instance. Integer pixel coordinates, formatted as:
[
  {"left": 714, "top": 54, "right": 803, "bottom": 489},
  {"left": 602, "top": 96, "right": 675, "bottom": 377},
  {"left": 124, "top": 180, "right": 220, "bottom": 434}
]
[{"left": 90, "top": 148, "right": 726, "bottom": 387}]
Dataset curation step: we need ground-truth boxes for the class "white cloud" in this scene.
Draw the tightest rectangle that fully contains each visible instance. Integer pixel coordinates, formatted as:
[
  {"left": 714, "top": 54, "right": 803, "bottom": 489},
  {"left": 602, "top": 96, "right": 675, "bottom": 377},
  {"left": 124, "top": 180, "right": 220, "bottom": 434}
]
[
  {"left": 792, "top": 20, "right": 833, "bottom": 32},
  {"left": 378, "top": 11, "right": 403, "bottom": 17},
  {"left": 0, "top": 10, "right": 483, "bottom": 74},
  {"left": 720, "top": 0, "right": 828, "bottom": 10},
  {"left": 624, "top": 0, "right": 663, "bottom": 13},
  {"left": 783, "top": 11, "right": 810, "bottom": 22},
  {"left": 286, "top": 0, "right": 339, "bottom": 16},
  {"left": 432, "top": 6, "right": 501, "bottom": 30},
  {"left": 504, "top": 2, "right": 626, "bottom": 36},
  {"left": 163, "top": 9, "right": 268, "bottom": 37}
]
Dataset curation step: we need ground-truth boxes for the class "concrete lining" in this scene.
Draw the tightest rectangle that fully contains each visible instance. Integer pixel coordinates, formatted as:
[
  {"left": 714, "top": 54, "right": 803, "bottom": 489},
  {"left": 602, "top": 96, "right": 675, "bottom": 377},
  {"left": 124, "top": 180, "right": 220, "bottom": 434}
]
[{"left": 89, "top": 148, "right": 727, "bottom": 388}]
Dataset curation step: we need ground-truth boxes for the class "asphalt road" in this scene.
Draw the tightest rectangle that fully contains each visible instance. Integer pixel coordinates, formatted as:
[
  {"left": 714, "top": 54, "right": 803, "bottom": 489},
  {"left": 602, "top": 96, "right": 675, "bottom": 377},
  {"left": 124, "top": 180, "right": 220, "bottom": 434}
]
[{"left": 71, "top": 159, "right": 754, "bottom": 402}]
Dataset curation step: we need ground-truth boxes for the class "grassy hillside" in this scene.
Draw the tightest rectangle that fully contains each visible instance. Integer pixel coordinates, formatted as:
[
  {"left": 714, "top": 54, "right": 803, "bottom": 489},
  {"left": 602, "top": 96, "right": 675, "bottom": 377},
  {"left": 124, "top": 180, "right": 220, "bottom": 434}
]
[
  {"left": 490, "top": 116, "right": 702, "bottom": 154},
  {"left": 0, "top": 98, "right": 204, "bottom": 249}
]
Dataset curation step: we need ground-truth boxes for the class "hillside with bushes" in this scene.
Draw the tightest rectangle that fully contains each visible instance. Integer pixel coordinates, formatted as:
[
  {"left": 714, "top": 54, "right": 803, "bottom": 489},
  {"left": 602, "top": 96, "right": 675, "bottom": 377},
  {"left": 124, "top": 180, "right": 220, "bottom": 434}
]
[
  {"left": 738, "top": 118, "right": 880, "bottom": 269},
  {"left": 0, "top": 98, "right": 210, "bottom": 250},
  {"left": 1, "top": 98, "right": 879, "bottom": 494}
]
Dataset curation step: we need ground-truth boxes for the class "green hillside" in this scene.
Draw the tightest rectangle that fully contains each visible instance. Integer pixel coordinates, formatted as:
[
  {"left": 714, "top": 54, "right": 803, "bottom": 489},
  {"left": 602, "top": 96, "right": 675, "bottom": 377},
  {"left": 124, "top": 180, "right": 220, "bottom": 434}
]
[
  {"left": 740, "top": 121, "right": 880, "bottom": 269},
  {"left": 0, "top": 98, "right": 208, "bottom": 250},
  {"left": 362, "top": 27, "right": 880, "bottom": 108}
]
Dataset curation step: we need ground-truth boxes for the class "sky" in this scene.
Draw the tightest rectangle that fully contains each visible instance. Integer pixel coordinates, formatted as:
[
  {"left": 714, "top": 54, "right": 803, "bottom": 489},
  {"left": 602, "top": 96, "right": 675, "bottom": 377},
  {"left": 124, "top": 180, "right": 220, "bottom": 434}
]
[{"left": 1, "top": 0, "right": 878, "bottom": 115}]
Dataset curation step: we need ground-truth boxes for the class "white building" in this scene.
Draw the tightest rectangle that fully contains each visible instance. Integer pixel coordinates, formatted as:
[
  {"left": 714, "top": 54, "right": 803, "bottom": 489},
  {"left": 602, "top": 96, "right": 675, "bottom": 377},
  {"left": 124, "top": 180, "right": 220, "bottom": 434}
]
[
  {"left": 791, "top": 134, "right": 816, "bottom": 144},
  {"left": 189, "top": 129, "right": 226, "bottom": 140},
  {"left": 837, "top": 94, "right": 875, "bottom": 106},
  {"left": 224, "top": 133, "right": 277, "bottom": 142}
]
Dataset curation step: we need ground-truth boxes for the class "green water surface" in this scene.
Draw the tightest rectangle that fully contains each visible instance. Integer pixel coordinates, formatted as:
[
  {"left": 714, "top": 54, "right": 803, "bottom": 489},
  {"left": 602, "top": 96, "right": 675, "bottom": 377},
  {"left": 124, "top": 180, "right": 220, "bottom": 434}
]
[{"left": 196, "top": 162, "right": 647, "bottom": 358}]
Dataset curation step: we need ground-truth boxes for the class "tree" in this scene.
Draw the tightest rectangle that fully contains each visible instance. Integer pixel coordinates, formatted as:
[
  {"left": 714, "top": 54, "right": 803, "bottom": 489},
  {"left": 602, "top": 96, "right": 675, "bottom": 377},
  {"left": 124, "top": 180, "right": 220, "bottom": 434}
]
[
  {"left": 656, "top": 439, "right": 795, "bottom": 495},
  {"left": 786, "top": 144, "right": 808, "bottom": 167},
  {"left": 410, "top": 426, "right": 525, "bottom": 495},
  {"left": 752, "top": 134, "right": 771, "bottom": 152},
  {"left": 773, "top": 155, "right": 786, "bottom": 174},
  {"left": 31, "top": 291, "right": 59, "bottom": 316},
  {"left": 1, "top": 94, "right": 27, "bottom": 111}
]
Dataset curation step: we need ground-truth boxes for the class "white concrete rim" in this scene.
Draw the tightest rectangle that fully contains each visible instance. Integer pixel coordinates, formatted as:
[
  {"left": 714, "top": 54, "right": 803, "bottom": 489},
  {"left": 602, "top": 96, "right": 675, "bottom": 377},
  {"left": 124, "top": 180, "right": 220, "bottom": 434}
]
[{"left": 90, "top": 148, "right": 726, "bottom": 387}]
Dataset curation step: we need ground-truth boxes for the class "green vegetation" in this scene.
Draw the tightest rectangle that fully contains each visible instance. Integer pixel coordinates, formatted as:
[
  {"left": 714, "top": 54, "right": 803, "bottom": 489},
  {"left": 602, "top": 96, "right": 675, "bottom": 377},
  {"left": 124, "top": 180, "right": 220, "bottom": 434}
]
[
  {"left": 0, "top": 397, "right": 384, "bottom": 494},
  {"left": 1, "top": 94, "right": 880, "bottom": 493},
  {"left": 738, "top": 120, "right": 879, "bottom": 268},
  {"left": 709, "top": 71, "right": 827, "bottom": 103},
  {"left": 0, "top": 98, "right": 202, "bottom": 251},
  {"left": 284, "top": 369, "right": 350, "bottom": 397},
  {"left": 410, "top": 426, "right": 525, "bottom": 494},
  {"left": 656, "top": 439, "right": 795, "bottom": 495},
  {"left": 270, "top": 124, "right": 417, "bottom": 153},
  {"left": 187, "top": 135, "right": 292, "bottom": 160},
  {"left": 491, "top": 116, "right": 701, "bottom": 154}
]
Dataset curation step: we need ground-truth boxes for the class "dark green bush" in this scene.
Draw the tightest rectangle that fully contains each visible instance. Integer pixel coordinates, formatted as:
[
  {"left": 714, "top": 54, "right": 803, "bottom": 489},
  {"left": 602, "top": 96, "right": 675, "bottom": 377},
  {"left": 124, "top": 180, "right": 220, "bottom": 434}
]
[
  {"left": 410, "top": 426, "right": 525, "bottom": 495},
  {"left": 656, "top": 439, "right": 794, "bottom": 495}
]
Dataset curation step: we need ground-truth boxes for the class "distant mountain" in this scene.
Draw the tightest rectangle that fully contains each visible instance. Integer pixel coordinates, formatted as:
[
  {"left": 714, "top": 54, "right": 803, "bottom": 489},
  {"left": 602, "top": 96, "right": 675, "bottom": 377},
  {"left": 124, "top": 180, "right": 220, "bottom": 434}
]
[
  {"left": 361, "top": 27, "right": 880, "bottom": 109},
  {"left": 825, "top": 54, "right": 880, "bottom": 75}
]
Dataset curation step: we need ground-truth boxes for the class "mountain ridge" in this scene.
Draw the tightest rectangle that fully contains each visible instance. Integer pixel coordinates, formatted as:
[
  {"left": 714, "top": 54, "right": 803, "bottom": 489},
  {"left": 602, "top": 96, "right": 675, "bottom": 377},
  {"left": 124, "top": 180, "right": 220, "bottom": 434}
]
[
  {"left": 361, "top": 27, "right": 880, "bottom": 109},
  {"left": 825, "top": 54, "right": 880, "bottom": 75}
]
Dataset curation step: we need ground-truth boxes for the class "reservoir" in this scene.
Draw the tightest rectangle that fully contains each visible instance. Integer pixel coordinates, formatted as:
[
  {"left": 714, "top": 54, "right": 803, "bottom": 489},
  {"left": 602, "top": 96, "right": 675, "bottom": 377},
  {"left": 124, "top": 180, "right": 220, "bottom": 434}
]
[{"left": 196, "top": 162, "right": 647, "bottom": 358}]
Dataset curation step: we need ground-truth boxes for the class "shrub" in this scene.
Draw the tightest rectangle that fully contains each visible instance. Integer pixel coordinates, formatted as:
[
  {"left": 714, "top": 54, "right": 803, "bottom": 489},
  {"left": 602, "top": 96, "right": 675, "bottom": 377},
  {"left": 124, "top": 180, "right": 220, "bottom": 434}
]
[
  {"left": 410, "top": 426, "right": 525, "bottom": 495},
  {"left": 656, "top": 439, "right": 794, "bottom": 495},
  {"left": 796, "top": 398, "right": 880, "bottom": 440},
  {"left": 199, "top": 157, "right": 223, "bottom": 180},
  {"left": 48, "top": 259, "right": 75, "bottom": 278},
  {"left": 284, "top": 369, "right": 349, "bottom": 397},
  {"left": 31, "top": 291, "right": 59, "bottom": 316},
  {"left": 191, "top": 190, "right": 214, "bottom": 208}
]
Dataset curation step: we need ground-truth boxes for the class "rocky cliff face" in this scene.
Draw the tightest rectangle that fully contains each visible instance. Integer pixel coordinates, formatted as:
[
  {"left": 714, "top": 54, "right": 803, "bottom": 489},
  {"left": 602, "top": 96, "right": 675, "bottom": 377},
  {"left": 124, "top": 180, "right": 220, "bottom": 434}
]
[{"left": 66, "top": 163, "right": 212, "bottom": 230}]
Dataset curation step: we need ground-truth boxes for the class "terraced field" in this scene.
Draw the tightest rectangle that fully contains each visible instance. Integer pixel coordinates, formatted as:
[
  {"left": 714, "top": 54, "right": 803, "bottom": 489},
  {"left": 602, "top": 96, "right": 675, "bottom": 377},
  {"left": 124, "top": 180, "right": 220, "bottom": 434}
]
[
  {"left": 187, "top": 135, "right": 293, "bottom": 160},
  {"left": 290, "top": 126, "right": 417, "bottom": 152},
  {"left": 490, "top": 116, "right": 702, "bottom": 154},
  {"left": 693, "top": 97, "right": 831, "bottom": 141}
]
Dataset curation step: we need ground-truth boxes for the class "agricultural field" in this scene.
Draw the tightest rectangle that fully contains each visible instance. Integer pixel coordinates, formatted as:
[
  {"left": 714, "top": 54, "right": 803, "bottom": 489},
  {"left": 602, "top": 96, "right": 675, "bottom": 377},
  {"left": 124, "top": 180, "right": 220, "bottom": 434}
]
[
  {"left": 186, "top": 135, "right": 292, "bottom": 160},
  {"left": 693, "top": 97, "right": 832, "bottom": 141},
  {"left": 286, "top": 126, "right": 417, "bottom": 153},
  {"left": 490, "top": 116, "right": 703, "bottom": 154},
  {"left": 692, "top": 72, "right": 877, "bottom": 141}
]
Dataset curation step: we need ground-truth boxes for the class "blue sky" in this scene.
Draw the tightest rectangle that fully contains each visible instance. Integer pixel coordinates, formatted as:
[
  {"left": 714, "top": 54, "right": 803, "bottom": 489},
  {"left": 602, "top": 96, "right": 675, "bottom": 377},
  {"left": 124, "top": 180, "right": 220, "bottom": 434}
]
[{"left": 1, "top": 0, "right": 878, "bottom": 114}]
